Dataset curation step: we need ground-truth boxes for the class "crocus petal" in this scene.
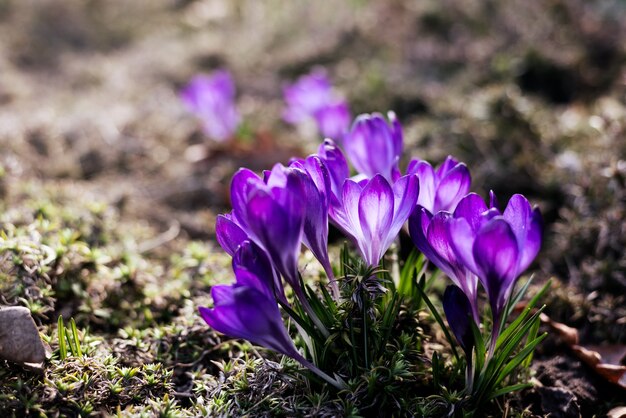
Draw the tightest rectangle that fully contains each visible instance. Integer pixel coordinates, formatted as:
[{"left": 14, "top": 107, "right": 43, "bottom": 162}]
[
  {"left": 489, "top": 190, "right": 499, "bottom": 209},
  {"left": 435, "top": 156, "right": 458, "bottom": 182},
  {"left": 296, "top": 162, "right": 335, "bottom": 281},
  {"left": 343, "top": 115, "right": 378, "bottom": 178},
  {"left": 453, "top": 193, "right": 489, "bottom": 232},
  {"left": 232, "top": 266, "right": 274, "bottom": 300},
  {"left": 434, "top": 163, "right": 471, "bottom": 213},
  {"left": 210, "top": 284, "right": 236, "bottom": 306},
  {"left": 300, "top": 156, "right": 331, "bottom": 205},
  {"left": 425, "top": 212, "right": 460, "bottom": 281},
  {"left": 502, "top": 194, "right": 543, "bottom": 273},
  {"left": 448, "top": 217, "right": 481, "bottom": 277},
  {"left": 230, "top": 168, "right": 263, "bottom": 232},
  {"left": 383, "top": 173, "right": 419, "bottom": 251},
  {"left": 342, "top": 113, "right": 401, "bottom": 182},
  {"left": 233, "top": 241, "right": 286, "bottom": 303},
  {"left": 389, "top": 111, "right": 403, "bottom": 160},
  {"left": 246, "top": 186, "right": 304, "bottom": 287},
  {"left": 408, "top": 160, "right": 436, "bottom": 213},
  {"left": 472, "top": 218, "right": 520, "bottom": 316},
  {"left": 200, "top": 285, "right": 299, "bottom": 359},
  {"left": 334, "top": 179, "right": 364, "bottom": 238},
  {"left": 318, "top": 139, "right": 350, "bottom": 205},
  {"left": 367, "top": 116, "right": 396, "bottom": 178},
  {"left": 216, "top": 213, "right": 248, "bottom": 256},
  {"left": 409, "top": 207, "right": 446, "bottom": 268},
  {"left": 443, "top": 285, "right": 475, "bottom": 353},
  {"left": 358, "top": 175, "right": 394, "bottom": 265}
]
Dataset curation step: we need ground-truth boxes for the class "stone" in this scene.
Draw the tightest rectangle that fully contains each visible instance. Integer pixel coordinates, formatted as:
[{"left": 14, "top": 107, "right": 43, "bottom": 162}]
[{"left": 0, "top": 306, "right": 47, "bottom": 364}]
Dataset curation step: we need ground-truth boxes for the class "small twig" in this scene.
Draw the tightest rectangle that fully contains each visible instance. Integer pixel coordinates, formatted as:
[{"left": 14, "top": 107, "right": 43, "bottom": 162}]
[{"left": 138, "top": 221, "right": 180, "bottom": 254}]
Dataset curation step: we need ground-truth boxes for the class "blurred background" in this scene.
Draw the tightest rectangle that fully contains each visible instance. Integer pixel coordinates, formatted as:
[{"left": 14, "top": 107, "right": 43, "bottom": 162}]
[{"left": 0, "top": 0, "right": 625, "bottom": 339}]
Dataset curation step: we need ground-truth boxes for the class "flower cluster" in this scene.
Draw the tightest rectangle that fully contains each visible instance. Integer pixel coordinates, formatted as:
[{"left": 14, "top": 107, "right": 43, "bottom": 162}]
[{"left": 196, "top": 69, "right": 544, "bottom": 400}]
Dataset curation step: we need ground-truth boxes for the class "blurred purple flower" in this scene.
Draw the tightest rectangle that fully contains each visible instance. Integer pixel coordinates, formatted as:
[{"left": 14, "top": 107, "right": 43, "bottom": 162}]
[
  {"left": 447, "top": 193, "right": 542, "bottom": 333},
  {"left": 342, "top": 112, "right": 403, "bottom": 183},
  {"left": 283, "top": 70, "right": 350, "bottom": 140},
  {"left": 331, "top": 174, "right": 419, "bottom": 266},
  {"left": 407, "top": 156, "right": 471, "bottom": 214},
  {"left": 229, "top": 164, "right": 306, "bottom": 290},
  {"left": 180, "top": 70, "right": 241, "bottom": 141},
  {"left": 314, "top": 100, "right": 352, "bottom": 140}
]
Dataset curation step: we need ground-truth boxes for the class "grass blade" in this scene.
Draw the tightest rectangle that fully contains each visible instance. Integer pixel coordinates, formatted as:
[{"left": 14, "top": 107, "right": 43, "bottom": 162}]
[
  {"left": 57, "top": 315, "right": 67, "bottom": 360},
  {"left": 69, "top": 317, "right": 83, "bottom": 357}
]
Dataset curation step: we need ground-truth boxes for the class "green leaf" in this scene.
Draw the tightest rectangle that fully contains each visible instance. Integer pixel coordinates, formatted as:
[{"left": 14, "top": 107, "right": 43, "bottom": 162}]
[
  {"left": 398, "top": 249, "right": 421, "bottom": 297},
  {"left": 69, "top": 317, "right": 83, "bottom": 357},
  {"left": 376, "top": 292, "right": 400, "bottom": 359},
  {"left": 496, "top": 333, "right": 546, "bottom": 385},
  {"left": 501, "top": 275, "right": 535, "bottom": 326},
  {"left": 475, "top": 307, "right": 546, "bottom": 400},
  {"left": 319, "top": 284, "right": 338, "bottom": 318},
  {"left": 470, "top": 321, "right": 485, "bottom": 376},
  {"left": 305, "top": 284, "right": 333, "bottom": 325},
  {"left": 496, "top": 279, "right": 550, "bottom": 349},
  {"left": 57, "top": 315, "right": 67, "bottom": 360},
  {"left": 432, "top": 352, "right": 441, "bottom": 390},
  {"left": 488, "top": 383, "right": 533, "bottom": 400},
  {"left": 278, "top": 299, "right": 321, "bottom": 344},
  {"left": 414, "top": 283, "right": 460, "bottom": 363},
  {"left": 522, "top": 312, "right": 541, "bottom": 369}
]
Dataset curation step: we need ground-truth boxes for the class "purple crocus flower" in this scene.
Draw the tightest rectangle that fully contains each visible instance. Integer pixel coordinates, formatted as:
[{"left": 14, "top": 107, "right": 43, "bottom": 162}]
[
  {"left": 289, "top": 156, "right": 339, "bottom": 297},
  {"left": 199, "top": 263, "right": 296, "bottom": 354},
  {"left": 341, "top": 112, "right": 403, "bottom": 183},
  {"left": 408, "top": 207, "right": 480, "bottom": 322},
  {"left": 448, "top": 193, "right": 542, "bottom": 339},
  {"left": 229, "top": 164, "right": 306, "bottom": 290},
  {"left": 180, "top": 70, "right": 240, "bottom": 142},
  {"left": 407, "top": 156, "right": 471, "bottom": 214},
  {"left": 199, "top": 266, "right": 342, "bottom": 388},
  {"left": 331, "top": 174, "right": 419, "bottom": 266},
  {"left": 283, "top": 70, "right": 350, "bottom": 140},
  {"left": 317, "top": 139, "right": 350, "bottom": 208}
]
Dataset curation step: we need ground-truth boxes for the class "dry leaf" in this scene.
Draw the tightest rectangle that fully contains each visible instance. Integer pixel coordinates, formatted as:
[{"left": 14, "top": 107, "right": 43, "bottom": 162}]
[
  {"left": 541, "top": 313, "right": 579, "bottom": 345},
  {"left": 607, "top": 406, "right": 626, "bottom": 418},
  {"left": 542, "top": 313, "right": 626, "bottom": 390}
]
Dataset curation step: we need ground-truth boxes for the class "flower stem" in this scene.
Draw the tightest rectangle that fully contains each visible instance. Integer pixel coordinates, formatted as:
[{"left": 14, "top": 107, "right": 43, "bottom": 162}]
[
  {"left": 362, "top": 286, "right": 369, "bottom": 369},
  {"left": 323, "top": 264, "right": 341, "bottom": 300},
  {"left": 465, "top": 356, "right": 474, "bottom": 393},
  {"left": 294, "top": 354, "right": 345, "bottom": 390}
]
